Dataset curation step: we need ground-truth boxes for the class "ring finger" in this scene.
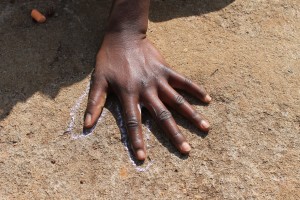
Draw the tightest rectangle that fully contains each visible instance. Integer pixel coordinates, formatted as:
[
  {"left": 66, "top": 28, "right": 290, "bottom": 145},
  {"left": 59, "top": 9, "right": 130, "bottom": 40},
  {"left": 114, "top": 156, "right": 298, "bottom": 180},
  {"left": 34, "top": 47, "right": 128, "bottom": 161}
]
[{"left": 143, "top": 92, "right": 191, "bottom": 154}]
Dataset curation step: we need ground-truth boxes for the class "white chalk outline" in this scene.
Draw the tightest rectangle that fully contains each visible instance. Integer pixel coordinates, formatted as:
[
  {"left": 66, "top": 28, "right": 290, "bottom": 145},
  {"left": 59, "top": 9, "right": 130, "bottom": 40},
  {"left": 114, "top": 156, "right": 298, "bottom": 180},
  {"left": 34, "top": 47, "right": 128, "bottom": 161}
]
[
  {"left": 114, "top": 104, "right": 154, "bottom": 172},
  {"left": 66, "top": 82, "right": 107, "bottom": 139},
  {"left": 66, "top": 82, "right": 154, "bottom": 172}
]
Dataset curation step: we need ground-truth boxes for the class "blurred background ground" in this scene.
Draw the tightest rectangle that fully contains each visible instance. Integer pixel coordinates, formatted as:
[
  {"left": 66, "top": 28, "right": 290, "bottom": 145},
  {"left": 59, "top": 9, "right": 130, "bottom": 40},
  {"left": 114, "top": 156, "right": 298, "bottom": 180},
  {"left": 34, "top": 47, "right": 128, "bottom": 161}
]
[{"left": 0, "top": 0, "right": 299, "bottom": 199}]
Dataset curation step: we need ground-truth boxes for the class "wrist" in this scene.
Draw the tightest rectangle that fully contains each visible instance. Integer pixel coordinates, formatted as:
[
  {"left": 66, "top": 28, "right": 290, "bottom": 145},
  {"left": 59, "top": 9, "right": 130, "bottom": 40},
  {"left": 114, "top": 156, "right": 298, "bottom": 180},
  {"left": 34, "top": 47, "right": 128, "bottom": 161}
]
[
  {"left": 106, "top": 0, "right": 150, "bottom": 35},
  {"left": 102, "top": 31, "right": 146, "bottom": 49}
]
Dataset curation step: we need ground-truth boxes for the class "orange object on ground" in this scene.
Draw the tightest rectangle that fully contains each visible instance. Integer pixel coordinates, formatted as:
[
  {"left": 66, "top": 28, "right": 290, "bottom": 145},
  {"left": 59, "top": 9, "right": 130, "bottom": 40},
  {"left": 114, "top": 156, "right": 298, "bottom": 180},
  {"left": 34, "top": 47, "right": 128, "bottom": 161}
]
[{"left": 31, "top": 9, "right": 46, "bottom": 23}]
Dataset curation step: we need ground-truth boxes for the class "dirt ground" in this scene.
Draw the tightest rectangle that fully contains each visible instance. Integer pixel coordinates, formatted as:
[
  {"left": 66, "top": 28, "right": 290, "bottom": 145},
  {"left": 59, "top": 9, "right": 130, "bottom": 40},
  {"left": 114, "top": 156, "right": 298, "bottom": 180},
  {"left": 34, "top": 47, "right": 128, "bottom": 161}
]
[{"left": 0, "top": 0, "right": 299, "bottom": 199}]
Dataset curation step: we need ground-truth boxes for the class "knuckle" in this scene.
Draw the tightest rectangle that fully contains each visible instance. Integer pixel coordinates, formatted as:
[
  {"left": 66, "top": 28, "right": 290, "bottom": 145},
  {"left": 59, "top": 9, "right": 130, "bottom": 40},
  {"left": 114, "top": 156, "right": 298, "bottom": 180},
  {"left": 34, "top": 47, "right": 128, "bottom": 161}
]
[
  {"left": 184, "top": 78, "right": 193, "bottom": 86},
  {"left": 162, "top": 66, "right": 172, "bottom": 76},
  {"left": 173, "top": 131, "right": 183, "bottom": 140},
  {"left": 141, "top": 80, "right": 148, "bottom": 88},
  {"left": 88, "top": 98, "right": 98, "bottom": 107},
  {"left": 119, "top": 83, "right": 138, "bottom": 95},
  {"left": 131, "top": 138, "right": 143, "bottom": 147},
  {"left": 157, "top": 109, "right": 172, "bottom": 121},
  {"left": 175, "top": 95, "right": 185, "bottom": 105},
  {"left": 129, "top": 133, "right": 143, "bottom": 148},
  {"left": 155, "top": 77, "right": 164, "bottom": 85},
  {"left": 126, "top": 118, "right": 139, "bottom": 129},
  {"left": 169, "top": 131, "right": 185, "bottom": 145},
  {"left": 140, "top": 79, "right": 152, "bottom": 89},
  {"left": 191, "top": 111, "right": 201, "bottom": 121}
]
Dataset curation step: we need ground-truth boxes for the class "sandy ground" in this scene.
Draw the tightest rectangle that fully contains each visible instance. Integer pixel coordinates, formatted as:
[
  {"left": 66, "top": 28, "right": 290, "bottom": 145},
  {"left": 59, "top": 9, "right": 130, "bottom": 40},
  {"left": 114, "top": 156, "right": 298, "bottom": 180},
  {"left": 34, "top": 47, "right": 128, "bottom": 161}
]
[{"left": 0, "top": 0, "right": 300, "bottom": 199}]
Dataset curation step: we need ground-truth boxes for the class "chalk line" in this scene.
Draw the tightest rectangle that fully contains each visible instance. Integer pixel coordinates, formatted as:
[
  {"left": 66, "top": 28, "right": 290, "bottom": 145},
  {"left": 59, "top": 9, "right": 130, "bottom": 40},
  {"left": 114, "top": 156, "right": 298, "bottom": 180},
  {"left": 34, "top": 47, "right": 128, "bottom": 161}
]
[
  {"left": 66, "top": 82, "right": 154, "bottom": 172},
  {"left": 114, "top": 104, "right": 154, "bottom": 172},
  {"left": 66, "top": 82, "right": 107, "bottom": 139}
]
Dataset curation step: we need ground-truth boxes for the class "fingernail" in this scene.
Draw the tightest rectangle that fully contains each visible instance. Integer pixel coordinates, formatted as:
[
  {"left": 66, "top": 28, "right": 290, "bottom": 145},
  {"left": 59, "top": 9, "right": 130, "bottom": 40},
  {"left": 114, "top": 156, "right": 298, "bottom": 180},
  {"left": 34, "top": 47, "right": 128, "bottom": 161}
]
[
  {"left": 84, "top": 113, "right": 92, "bottom": 127},
  {"left": 200, "top": 120, "right": 210, "bottom": 130},
  {"left": 136, "top": 149, "right": 146, "bottom": 160},
  {"left": 181, "top": 142, "right": 191, "bottom": 153},
  {"left": 205, "top": 94, "right": 212, "bottom": 102}
]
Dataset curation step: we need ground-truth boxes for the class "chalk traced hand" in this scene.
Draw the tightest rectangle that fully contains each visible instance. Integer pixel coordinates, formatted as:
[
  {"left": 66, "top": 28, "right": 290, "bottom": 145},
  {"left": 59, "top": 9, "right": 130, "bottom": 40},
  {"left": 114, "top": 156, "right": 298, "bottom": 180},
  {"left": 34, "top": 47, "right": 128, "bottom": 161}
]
[{"left": 83, "top": 0, "right": 211, "bottom": 160}]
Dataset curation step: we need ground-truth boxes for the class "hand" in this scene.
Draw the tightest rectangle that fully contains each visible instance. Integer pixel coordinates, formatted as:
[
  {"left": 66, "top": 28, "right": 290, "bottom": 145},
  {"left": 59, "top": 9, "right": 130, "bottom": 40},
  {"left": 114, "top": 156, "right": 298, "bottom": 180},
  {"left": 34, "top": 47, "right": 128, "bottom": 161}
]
[{"left": 83, "top": 33, "right": 212, "bottom": 160}]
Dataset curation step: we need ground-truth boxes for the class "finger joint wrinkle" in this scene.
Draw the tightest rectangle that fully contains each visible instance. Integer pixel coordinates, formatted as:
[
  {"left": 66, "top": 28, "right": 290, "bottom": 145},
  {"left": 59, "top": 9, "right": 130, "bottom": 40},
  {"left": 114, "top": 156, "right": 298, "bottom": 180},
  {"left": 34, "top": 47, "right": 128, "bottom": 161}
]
[
  {"left": 184, "top": 78, "right": 192, "bottom": 86},
  {"left": 175, "top": 95, "right": 185, "bottom": 105},
  {"left": 157, "top": 110, "right": 172, "bottom": 121},
  {"left": 126, "top": 118, "right": 139, "bottom": 129},
  {"left": 88, "top": 98, "right": 98, "bottom": 106}
]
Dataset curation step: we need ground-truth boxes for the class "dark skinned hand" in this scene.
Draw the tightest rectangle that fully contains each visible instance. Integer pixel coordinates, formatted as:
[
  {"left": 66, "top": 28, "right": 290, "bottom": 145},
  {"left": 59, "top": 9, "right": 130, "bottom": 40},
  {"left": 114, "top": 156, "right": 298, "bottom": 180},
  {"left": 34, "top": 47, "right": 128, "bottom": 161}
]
[
  {"left": 83, "top": 0, "right": 211, "bottom": 160},
  {"left": 83, "top": 33, "right": 211, "bottom": 160}
]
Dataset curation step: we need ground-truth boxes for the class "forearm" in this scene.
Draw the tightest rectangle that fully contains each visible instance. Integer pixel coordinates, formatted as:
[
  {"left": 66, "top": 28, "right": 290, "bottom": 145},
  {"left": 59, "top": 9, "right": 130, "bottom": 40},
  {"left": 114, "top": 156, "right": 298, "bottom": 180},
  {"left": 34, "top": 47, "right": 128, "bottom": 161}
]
[{"left": 106, "top": 0, "right": 150, "bottom": 36}]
